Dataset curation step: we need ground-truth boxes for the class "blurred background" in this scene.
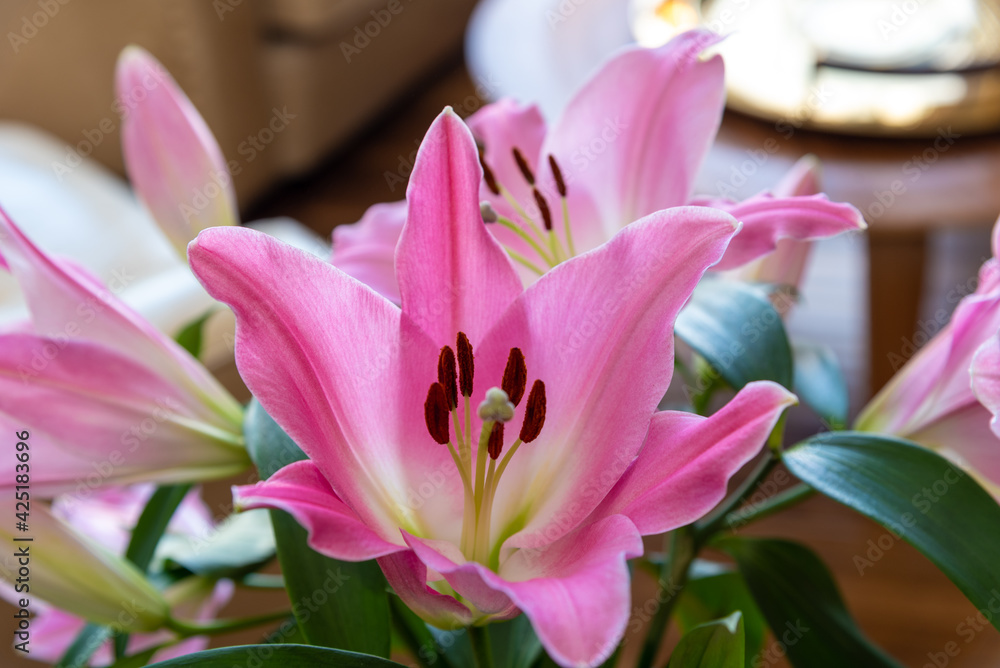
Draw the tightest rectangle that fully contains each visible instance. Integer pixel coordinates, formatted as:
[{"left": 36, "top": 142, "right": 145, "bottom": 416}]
[{"left": 3, "top": 0, "right": 1000, "bottom": 665}]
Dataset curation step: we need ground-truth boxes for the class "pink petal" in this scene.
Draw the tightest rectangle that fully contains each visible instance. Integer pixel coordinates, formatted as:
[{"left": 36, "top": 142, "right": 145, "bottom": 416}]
[
  {"left": 908, "top": 400, "right": 1000, "bottom": 492},
  {"left": 403, "top": 516, "right": 643, "bottom": 668},
  {"left": 711, "top": 194, "right": 866, "bottom": 271},
  {"left": 476, "top": 207, "right": 740, "bottom": 551},
  {"left": 396, "top": 109, "right": 523, "bottom": 346},
  {"left": 331, "top": 201, "right": 406, "bottom": 304},
  {"left": 0, "top": 335, "right": 248, "bottom": 497},
  {"left": 189, "top": 227, "right": 461, "bottom": 542},
  {"left": 0, "top": 206, "right": 240, "bottom": 423},
  {"left": 859, "top": 260, "right": 1000, "bottom": 437},
  {"left": 117, "top": 46, "right": 239, "bottom": 257},
  {"left": 590, "top": 382, "right": 797, "bottom": 534},
  {"left": 234, "top": 460, "right": 404, "bottom": 560},
  {"left": 540, "top": 30, "right": 725, "bottom": 243},
  {"left": 377, "top": 549, "right": 474, "bottom": 629}
]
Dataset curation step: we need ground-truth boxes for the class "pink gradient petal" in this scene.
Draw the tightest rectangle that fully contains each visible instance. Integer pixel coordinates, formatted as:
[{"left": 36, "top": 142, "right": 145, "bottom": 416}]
[
  {"left": 859, "top": 257, "right": 1000, "bottom": 437},
  {"left": 189, "top": 227, "right": 460, "bottom": 541},
  {"left": 396, "top": 109, "right": 523, "bottom": 346},
  {"left": 234, "top": 460, "right": 404, "bottom": 560},
  {"left": 331, "top": 201, "right": 405, "bottom": 304},
  {"left": 377, "top": 549, "right": 474, "bottom": 629},
  {"left": 908, "top": 401, "right": 1000, "bottom": 492},
  {"left": 0, "top": 206, "right": 240, "bottom": 424},
  {"left": 476, "top": 207, "right": 740, "bottom": 550},
  {"left": 117, "top": 46, "right": 239, "bottom": 256},
  {"left": 404, "top": 516, "right": 642, "bottom": 668},
  {"left": 589, "top": 382, "right": 797, "bottom": 534},
  {"left": 0, "top": 335, "right": 247, "bottom": 496},
  {"left": 711, "top": 194, "right": 866, "bottom": 271},
  {"left": 540, "top": 30, "right": 725, "bottom": 244}
]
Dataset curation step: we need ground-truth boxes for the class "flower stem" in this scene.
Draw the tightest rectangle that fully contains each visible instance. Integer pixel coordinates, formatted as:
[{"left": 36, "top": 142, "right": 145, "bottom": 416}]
[
  {"left": 469, "top": 624, "right": 495, "bottom": 668},
  {"left": 725, "top": 482, "right": 815, "bottom": 530},
  {"left": 636, "top": 526, "right": 696, "bottom": 668}
]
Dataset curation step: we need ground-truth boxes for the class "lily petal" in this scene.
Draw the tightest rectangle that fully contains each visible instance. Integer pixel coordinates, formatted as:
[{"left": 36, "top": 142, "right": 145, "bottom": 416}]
[
  {"left": 234, "top": 460, "right": 404, "bottom": 560},
  {"left": 709, "top": 193, "right": 866, "bottom": 271},
  {"left": 540, "top": 30, "right": 724, "bottom": 240},
  {"left": 331, "top": 201, "right": 406, "bottom": 304},
  {"left": 0, "top": 335, "right": 248, "bottom": 496},
  {"left": 477, "top": 207, "right": 740, "bottom": 550},
  {"left": 403, "top": 516, "right": 643, "bottom": 668},
  {"left": 117, "top": 46, "right": 239, "bottom": 258},
  {"left": 0, "top": 503, "right": 167, "bottom": 631},
  {"left": 0, "top": 207, "right": 240, "bottom": 424},
  {"left": 396, "top": 108, "right": 523, "bottom": 345},
  {"left": 589, "top": 381, "right": 797, "bottom": 534},
  {"left": 189, "top": 227, "right": 458, "bottom": 541},
  {"left": 376, "top": 549, "right": 475, "bottom": 629}
]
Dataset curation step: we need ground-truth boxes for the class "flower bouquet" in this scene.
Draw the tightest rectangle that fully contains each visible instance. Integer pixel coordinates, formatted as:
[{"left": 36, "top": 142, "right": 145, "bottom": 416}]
[{"left": 4, "top": 29, "right": 1000, "bottom": 668}]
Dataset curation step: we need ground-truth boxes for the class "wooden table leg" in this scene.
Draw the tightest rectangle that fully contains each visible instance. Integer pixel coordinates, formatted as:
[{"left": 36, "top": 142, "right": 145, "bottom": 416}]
[{"left": 868, "top": 229, "right": 928, "bottom": 396}]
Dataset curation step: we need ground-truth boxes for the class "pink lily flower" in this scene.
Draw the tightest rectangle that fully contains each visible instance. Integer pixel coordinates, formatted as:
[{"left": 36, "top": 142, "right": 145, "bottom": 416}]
[
  {"left": 191, "top": 109, "right": 796, "bottom": 667},
  {"left": 0, "top": 208, "right": 248, "bottom": 498},
  {"left": 331, "top": 30, "right": 864, "bottom": 303},
  {"left": 117, "top": 46, "right": 239, "bottom": 259},
  {"left": 856, "top": 218, "right": 1000, "bottom": 493},
  {"left": 1, "top": 485, "right": 234, "bottom": 665}
]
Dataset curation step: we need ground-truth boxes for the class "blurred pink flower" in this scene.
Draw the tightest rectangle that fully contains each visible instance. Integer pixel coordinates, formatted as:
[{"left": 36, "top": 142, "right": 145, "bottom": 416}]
[
  {"left": 857, "top": 218, "right": 1000, "bottom": 493},
  {"left": 0, "top": 208, "right": 247, "bottom": 498},
  {"left": 191, "top": 109, "right": 796, "bottom": 667},
  {"left": 117, "top": 46, "right": 239, "bottom": 259},
  {"left": 331, "top": 30, "right": 864, "bottom": 303},
  {"left": 1, "top": 485, "right": 233, "bottom": 665}
]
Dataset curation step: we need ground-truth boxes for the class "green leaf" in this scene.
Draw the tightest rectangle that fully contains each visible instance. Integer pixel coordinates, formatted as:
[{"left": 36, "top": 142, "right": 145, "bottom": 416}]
[
  {"left": 677, "top": 569, "right": 766, "bottom": 667},
  {"left": 717, "top": 537, "right": 902, "bottom": 668},
  {"left": 145, "top": 645, "right": 405, "bottom": 667},
  {"left": 244, "top": 400, "right": 391, "bottom": 656},
  {"left": 126, "top": 485, "right": 191, "bottom": 573},
  {"left": 669, "top": 611, "right": 744, "bottom": 668},
  {"left": 159, "top": 508, "right": 276, "bottom": 578},
  {"left": 784, "top": 431, "right": 1000, "bottom": 635},
  {"left": 675, "top": 280, "right": 793, "bottom": 390},
  {"left": 792, "top": 343, "right": 848, "bottom": 428},
  {"left": 56, "top": 623, "right": 114, "bottom": 668},
  {"left": 489, "top": 615, "right": 543, "bottom": 668},
  {"left": 174, "top": 313, "right": 211, "bottom": 358}
]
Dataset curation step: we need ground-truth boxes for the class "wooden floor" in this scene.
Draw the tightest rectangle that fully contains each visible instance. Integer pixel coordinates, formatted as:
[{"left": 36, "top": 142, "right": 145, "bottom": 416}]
[{"left": 5, "top": 56, "right": 999, "bottom": 667}]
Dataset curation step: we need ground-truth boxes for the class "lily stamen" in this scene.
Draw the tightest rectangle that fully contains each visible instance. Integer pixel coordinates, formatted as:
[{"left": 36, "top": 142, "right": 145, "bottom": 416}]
[
  {"left": 548, "top": 154, "right": 577, "bottom": 257},
  {"left": 430, "top": 338, "right": 548, "bottom": 563}
]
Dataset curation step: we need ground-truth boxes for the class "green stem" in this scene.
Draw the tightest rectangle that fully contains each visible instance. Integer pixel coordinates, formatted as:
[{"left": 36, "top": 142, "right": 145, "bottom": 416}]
[
  {"left": 695, "top": 455, "right": 778, "bottom": 540},
  {"left": 165, "top": 610, "right": 292, "bottom": 638},
  {"left": 724, "top": 483, "right": 816, "bottom": 531},
  {"left": 469, "top": 624, "right": 495, "bottom": 668},
  {"left": 238, "top": 573, "right": 286, "bottom": 589},
  {"left": 636, "top": 527, "right": 696, "bottom": 668}
]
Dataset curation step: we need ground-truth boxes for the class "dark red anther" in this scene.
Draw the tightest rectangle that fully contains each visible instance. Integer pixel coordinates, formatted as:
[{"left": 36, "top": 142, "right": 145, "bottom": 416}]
[
  {"left": 457, "top": 332, "right": 475, "bottom": 398},
  {"left": 548, "top": 154, "right": 567, "bottom": 197},
  {"left": 437, "top": 346, "right": 458, "bottom": 410},
  {"left": 533, "top": 189, "right": 553, "bottom": 231},
  {"left": 488, "top": 422, "right": 505, "bottom": 460},
  {"left": 519, "top": 380, "right": 546, "bottom": 443},
  {"left": 481, "top": 159, "right": 501, "bottom": 196},
  {"left": 513, "top": 147, "right": 535, "bottom": 185},
  {"left": 501, "top": 348, "right": 527, "bottom": 407},
  {"left": 424, "top": 383, "right": 451, "bottom": 445}
]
